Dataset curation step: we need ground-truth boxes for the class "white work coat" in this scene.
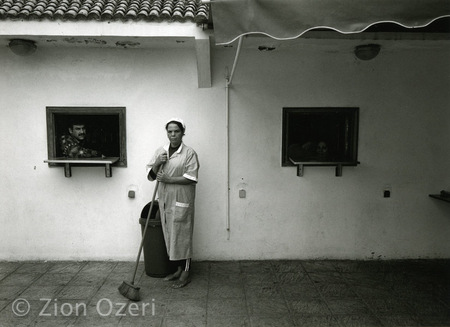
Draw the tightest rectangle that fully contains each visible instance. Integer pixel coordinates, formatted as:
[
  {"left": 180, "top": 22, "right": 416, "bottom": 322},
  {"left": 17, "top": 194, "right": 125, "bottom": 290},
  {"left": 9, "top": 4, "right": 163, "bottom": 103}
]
[{"left": 146, "top": 143, "right": 199, "bottom": 260}]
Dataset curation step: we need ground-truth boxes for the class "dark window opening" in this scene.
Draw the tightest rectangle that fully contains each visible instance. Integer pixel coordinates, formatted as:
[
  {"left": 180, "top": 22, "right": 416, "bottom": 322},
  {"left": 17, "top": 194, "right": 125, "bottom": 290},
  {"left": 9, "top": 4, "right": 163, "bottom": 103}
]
[{"left": 282, "top": 107, "right": 359, "bottom": 166}]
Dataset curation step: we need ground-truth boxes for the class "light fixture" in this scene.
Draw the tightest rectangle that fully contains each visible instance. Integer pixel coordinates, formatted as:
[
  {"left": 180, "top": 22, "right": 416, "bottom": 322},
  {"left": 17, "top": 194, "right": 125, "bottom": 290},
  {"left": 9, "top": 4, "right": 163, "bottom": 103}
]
[
  {"left": 258, "top": 45, "right": 276, "bottom": 52},
  {"left": 354, "top": 44, "right": 381, "bottom": 61},
  {"left": 8, "top": 39, "right": 37, "bottom": 56}
]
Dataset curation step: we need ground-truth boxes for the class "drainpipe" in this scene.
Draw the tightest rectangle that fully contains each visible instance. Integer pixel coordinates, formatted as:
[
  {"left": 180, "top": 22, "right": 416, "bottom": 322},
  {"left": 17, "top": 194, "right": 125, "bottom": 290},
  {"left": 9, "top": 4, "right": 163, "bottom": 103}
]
[{"left": 225, "top": 36, "right": 243, "bottom": 240}]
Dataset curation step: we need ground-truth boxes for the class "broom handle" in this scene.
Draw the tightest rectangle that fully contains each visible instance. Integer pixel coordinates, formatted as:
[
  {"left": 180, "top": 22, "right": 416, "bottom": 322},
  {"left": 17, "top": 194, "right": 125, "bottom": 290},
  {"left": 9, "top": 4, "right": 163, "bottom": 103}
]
[{"left": 130, "top": 165, "right": 163, "bottom": 284}]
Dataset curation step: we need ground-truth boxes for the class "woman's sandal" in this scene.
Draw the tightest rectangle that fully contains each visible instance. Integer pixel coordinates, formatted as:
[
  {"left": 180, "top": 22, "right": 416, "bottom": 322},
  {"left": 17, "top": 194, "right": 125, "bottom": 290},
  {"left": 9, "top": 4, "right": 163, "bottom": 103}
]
[
  {"left": 172, "top": 278, "right": 191, "bottom": 289},
  {"left": 164, "top": 272, "right": 181, "bottom": 281}
]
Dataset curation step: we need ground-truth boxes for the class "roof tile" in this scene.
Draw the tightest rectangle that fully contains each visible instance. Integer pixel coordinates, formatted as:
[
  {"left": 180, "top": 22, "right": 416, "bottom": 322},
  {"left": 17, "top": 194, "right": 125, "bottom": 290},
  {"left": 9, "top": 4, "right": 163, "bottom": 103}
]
[{"left": 0, "top": 0, "right": 209, "bottom": 23}]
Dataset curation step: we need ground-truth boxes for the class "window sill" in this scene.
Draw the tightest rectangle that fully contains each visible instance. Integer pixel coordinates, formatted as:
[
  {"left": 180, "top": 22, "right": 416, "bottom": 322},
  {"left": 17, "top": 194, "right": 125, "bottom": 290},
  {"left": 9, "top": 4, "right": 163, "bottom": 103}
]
[
  {"left": 429, "top": 193, "right": 450, "bottom": 204},
  {"left": 44, "top": 157, "right": 120, "bottom": 177},
  {"left": 289, "top": 157, "right": 359, "bottom": 177}
]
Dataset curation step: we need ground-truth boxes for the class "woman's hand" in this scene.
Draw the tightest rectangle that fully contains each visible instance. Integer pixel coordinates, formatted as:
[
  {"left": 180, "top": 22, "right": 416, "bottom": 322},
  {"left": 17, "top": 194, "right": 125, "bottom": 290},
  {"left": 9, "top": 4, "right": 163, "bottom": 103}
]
[
  {"left": 156, "top": 170, "right": 171, "bottom": 183},
  {"left": 155, "top": 153, "right": 168, "bottom": 167},
  {"left": 156, "top": 171, "right": 194, "bottom": 185}
]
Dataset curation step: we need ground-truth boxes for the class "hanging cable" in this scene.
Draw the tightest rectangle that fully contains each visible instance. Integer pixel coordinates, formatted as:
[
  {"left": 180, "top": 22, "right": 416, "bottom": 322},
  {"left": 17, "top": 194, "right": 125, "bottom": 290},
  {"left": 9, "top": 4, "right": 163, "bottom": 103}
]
[{"left": 226, "top": 36, "right": 243, "bottom": 86}]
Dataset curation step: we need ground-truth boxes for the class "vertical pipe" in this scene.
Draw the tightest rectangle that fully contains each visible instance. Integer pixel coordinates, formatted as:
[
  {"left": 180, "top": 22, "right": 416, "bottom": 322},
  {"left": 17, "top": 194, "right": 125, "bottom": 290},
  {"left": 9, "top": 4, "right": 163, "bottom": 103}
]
[
  {"left": 225, "top": 36, "right": 243, "bottom": 240},
  {"left": 225, "top": 79, "right": 230, "bottom": 239}
]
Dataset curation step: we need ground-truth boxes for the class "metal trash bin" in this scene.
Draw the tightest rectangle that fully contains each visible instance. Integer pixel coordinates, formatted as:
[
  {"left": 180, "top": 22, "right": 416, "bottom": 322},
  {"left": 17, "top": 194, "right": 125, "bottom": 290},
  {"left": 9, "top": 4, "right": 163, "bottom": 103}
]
[{"left": 139, "top": 201, "right": 172, "bottom": 277}]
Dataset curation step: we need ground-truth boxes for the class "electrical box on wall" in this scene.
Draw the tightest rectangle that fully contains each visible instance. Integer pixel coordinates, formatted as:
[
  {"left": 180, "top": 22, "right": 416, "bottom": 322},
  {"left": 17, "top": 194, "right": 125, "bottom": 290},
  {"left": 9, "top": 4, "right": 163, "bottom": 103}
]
[
  {"left": 384, "top": 185, "right": 392, "bottom": 198},
  {"left": 239, "top": 189, "right": 246, "bottom": 198}
]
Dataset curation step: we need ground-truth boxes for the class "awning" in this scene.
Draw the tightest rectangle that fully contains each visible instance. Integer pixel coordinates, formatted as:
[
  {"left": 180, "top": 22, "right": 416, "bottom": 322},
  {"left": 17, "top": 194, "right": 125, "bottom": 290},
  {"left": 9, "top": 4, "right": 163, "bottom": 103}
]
[{"left": 210, "top": 0, "right": 450, "bottom": 45}]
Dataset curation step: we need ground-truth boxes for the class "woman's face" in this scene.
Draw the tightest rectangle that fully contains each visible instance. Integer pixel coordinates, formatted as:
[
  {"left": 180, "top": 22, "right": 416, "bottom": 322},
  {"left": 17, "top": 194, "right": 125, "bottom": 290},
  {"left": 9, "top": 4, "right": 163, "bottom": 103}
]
[{"left": 166, "top": 123, "right": 183, "bottom": 147}]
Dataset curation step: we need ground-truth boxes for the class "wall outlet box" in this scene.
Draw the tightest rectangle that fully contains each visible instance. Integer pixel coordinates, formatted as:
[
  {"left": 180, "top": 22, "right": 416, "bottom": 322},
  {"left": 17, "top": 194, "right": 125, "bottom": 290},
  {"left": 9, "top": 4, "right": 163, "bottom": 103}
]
[
  {"left": 383, "top": 184, "right": 392, "bottom": 198},
  {"left": 239, "top": 189, "right": 246, "bottom": 198}
]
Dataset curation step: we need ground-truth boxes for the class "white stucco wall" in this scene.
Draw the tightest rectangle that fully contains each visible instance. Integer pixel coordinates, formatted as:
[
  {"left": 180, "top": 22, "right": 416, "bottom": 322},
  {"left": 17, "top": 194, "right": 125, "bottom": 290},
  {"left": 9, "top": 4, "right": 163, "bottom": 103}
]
[
  {"left": 217, "top": 40, "right": 450, "bottom": 260},
  {"left": 0, "top": 37, "right": 449, "bottom": 261}
]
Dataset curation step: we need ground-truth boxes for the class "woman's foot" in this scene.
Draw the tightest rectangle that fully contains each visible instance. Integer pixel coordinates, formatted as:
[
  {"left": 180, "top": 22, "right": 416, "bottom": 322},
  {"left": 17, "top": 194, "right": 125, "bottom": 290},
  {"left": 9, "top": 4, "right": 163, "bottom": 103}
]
[
  {"left": 172, "top": 270, "right": 190, "bottom": 289},
  {"left": 164, "top": 267, "right": 182, "bottom": 281}
]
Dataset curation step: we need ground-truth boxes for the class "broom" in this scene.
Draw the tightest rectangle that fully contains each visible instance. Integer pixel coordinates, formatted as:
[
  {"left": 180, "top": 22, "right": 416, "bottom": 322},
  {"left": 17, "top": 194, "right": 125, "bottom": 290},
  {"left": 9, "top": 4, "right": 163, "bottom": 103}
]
[{"left": 118, "top": 167, "right": 162, "bottom": 301}]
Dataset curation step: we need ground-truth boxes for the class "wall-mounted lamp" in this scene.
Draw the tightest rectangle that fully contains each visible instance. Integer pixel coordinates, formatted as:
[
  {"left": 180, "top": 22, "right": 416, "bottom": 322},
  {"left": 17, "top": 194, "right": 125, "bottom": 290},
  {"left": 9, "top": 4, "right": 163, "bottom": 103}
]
[
  {"left": 8, "top": 39, "right": 37, "bottom": 56},
  {"left": 354, "top": 44, "right": 381, "bottom": 61},
  {"left": 258, "top": 45, "right": 276, "bottom": 52}
]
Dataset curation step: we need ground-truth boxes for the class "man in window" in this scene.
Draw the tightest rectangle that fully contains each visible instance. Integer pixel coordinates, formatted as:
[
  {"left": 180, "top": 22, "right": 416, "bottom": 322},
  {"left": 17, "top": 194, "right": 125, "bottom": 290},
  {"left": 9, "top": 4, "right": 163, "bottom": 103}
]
[{"left": 60, "top": 121, "right": 103, "bottom": 158}]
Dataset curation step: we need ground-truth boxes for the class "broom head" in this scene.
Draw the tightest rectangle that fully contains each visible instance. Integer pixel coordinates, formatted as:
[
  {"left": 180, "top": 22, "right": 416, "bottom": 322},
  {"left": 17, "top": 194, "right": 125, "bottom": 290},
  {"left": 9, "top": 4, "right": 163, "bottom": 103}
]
[{"left": 118, "top": 280, "right": 141, "bottom": 301}]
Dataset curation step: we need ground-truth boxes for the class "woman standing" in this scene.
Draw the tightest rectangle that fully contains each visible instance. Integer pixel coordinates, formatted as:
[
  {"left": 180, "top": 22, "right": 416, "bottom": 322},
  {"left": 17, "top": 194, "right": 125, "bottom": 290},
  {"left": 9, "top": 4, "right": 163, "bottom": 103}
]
[{"left": 146, "top": 118, "right": 199, "bottom": 288}]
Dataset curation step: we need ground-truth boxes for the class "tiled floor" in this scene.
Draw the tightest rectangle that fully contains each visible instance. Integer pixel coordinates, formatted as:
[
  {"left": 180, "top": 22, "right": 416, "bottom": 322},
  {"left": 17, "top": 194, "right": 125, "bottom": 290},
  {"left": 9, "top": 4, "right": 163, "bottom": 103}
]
[{"left": 0, "top": 260, "right": 448, "bottom": 326}]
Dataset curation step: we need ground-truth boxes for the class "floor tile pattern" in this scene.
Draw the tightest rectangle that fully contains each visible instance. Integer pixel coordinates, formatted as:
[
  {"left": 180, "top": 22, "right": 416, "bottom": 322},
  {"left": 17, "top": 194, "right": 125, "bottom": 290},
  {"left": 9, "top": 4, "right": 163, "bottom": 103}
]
[{"left": 0, "top": 260, "right": 448, "bottom": 326}]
